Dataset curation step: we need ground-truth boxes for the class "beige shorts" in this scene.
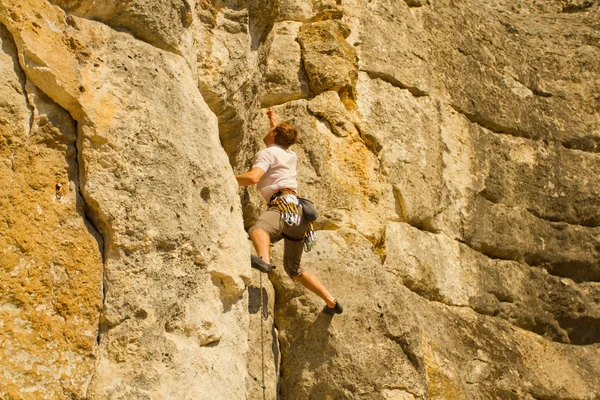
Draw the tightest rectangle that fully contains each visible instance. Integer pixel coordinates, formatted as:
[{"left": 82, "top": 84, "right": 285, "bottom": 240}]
[{"left": 249, "top": 208, "right": 308, "bottom": 278}]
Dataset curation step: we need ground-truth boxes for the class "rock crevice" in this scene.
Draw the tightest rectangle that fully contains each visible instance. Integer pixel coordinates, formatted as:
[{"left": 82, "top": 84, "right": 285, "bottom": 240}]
[
  {"left": 451, "top": 104, "right": 533, "bottom": 140},
  {"left": 363, "top": 69, "right": 429, "bottom": 97}
]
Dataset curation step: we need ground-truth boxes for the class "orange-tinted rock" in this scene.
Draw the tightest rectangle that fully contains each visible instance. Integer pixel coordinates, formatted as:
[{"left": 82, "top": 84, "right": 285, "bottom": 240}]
[{"left": 0, "top": 24, "right": 102, "bottom": 399}]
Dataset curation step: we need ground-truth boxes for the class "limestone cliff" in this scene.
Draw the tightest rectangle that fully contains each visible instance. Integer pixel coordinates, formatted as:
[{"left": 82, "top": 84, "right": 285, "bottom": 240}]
[{"left": 0, "top": 0, "right": 599, "bottom": 399}]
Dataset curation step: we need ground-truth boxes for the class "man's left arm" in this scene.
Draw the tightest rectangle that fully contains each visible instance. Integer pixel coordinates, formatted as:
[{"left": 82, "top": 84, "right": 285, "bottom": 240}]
[{"left": 235, "top": 167, "right": 265, "bottom": 187}]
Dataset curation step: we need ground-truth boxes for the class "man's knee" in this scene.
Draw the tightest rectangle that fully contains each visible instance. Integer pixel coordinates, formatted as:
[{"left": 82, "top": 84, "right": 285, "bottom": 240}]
[
  {"left": 285, "top": 262, "right": 305, "bottom": 279},
  {"left": 291, "top": 271, "right": 305, "bottom": 280}
]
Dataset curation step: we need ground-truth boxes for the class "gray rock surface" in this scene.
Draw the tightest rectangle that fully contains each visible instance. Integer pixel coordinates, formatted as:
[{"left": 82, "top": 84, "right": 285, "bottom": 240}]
[
  {"left": 269, "top": 229, "right": 600, "bottom": 399},
  {"left": 262, "top": 21, "right": 311, "bottom": 107}
]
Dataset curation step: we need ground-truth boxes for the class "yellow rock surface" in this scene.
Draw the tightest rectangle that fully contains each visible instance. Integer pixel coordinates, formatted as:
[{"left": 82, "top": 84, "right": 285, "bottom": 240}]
[{"left": 0, "top": 22, "right": 102, "bottom": 398}]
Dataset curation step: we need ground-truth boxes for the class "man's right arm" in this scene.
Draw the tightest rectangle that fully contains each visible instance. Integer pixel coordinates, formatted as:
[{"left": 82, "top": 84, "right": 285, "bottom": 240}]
[
  {"left": 235, "top": 167, "right": 265, "bottom": 187},
  {"left": 267, "top": 108, "right": 277, "bottom": 129}
]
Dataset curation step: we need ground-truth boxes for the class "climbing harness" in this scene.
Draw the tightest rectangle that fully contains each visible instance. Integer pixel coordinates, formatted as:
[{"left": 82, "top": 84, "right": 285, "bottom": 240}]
[
  {"left": 270, "top": 190, "right": 302, "bottom": 226},
  {"left": 269, "top": 189, "right": 317, "bottom": 252}
]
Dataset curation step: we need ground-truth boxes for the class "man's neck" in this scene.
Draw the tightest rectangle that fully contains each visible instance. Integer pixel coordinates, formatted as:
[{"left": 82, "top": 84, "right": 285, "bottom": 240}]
[{"left": 269, "top": 143, "right": 291, "bottom": 150}]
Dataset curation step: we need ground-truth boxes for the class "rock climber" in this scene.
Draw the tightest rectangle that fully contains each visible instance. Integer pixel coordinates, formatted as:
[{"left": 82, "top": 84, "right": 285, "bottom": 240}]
[{"left": 235, "top": 109, "right": 343, "bottom": 315}]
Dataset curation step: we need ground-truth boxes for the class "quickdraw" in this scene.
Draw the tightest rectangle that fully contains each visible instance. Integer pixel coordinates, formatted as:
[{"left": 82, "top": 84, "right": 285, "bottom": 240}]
[{"left": 304, "top": 221, "right": 316, "bottom": 252}]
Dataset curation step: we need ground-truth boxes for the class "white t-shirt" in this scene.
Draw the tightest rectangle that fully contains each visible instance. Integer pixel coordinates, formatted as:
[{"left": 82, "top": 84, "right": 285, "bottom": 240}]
[{"left": 253, "top": 144, "right": 298, "bottom": 201}]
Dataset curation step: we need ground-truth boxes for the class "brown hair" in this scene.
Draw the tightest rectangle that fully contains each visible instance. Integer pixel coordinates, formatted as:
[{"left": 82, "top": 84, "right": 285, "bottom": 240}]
[{"left": 273, "top": 121, "right": 297, "bottom": 148}]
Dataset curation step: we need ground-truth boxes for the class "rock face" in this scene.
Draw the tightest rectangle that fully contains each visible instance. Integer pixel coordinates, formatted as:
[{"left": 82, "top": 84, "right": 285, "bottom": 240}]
[
  {"left": 0, "top": 23, "right": 102, "bottom": 399},
  {"left": 270, "top": 229, "right": 600, "bottom": 399},
  {"left": 1, "top": 1, "right": 249, "bottom": 398},
  {"left": 1, "top": 0, "right": 599, "bottom": 399},
  {"left": 298, "top": 19, "right": 358, "bottom": 98},
  {"left": 262, "top": 21, "right": 310, "bottom": 107}
]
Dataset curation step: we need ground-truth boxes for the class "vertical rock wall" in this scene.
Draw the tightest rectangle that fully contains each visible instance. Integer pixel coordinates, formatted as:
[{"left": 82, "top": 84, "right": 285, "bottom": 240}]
[
  {"left": 0, "top": 23, "right": 102, "bottom": 399},
  {"left": 262, "top": 0, "right": 600, "bottom": 399},
  {"left": 1, "top": 0, "right": 249, "bottom": 398},
  {"left": 1, "top": 0, "right": 599, "bottom": 399}
]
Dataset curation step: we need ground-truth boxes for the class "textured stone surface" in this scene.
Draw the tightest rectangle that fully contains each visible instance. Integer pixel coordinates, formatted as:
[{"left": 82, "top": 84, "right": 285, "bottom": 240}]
[
  {"left": 471, "top": 128, "right": 600, "bottom": 227},
  {"left": 357, "top": 0, "right": 431, "bottom": 96},
  {"left": 195, "top": 2, "right": 263, "bottom": 169},
  {"left": 356, "top": 72, "right": 445, "bottom": 230},
  {"left": 308, "top": 90, "right": 358, "bottom": 137},
  {"left": 262, "top": 21, "right": 310, "bottom": 107},
  {"left": 0, "top": 24, "right": 102, "bottom": 399},
  {"left": 357, "top": 69, "right": 600, "bottom": 282},
  {"left": 1, "top": 1, "right": 250, "bottom": 398},
  {"left": 298, "top": 19, "right": 358, "bottom": 99},
  {"left": 427, "top": 0, "right": 600, "bottom": 152},
  {"left": 385, "top": 222, "right": 600, "bottom": 345},
  {"left": 48, "top": 0, "right": 197, "bottom": 61},
  {"left": 1, "top": 0, "right": 600, "bottom": 398},
  {"left": 269, "top": 229, "right": 600, "bottom": 399}
]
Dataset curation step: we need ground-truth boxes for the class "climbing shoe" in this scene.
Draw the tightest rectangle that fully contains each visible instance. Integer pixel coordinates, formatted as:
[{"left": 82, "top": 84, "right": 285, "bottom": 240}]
[
  {"left": 250, "top": 255, "right": 272, "bottom": 273},
  {"left": 323, "top": 300, "right": 343, "bottom": 315}
]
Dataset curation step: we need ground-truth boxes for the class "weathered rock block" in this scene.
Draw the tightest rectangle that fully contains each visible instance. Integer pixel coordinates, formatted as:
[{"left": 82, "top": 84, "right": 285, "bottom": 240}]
[
  {"left": 385, "top": 222, "right": 600, "bottom": 344},
  {"left": 472, "top": 127, "right": 600, "bottom": 227},
  {"left": 298, "top": 19, "right": 358, "bottom": 98},
  {"left": 307, "top": 90, "right": 358, "bottom": 137},
  {"left": 278, "top": 0, "right": 343, "bottom": 22},
  {"left": 262, "top": 21, "right": 311, "bottom": 107},
  {"left": 461, "top": 198, "right": 600, "bottom": 282}
]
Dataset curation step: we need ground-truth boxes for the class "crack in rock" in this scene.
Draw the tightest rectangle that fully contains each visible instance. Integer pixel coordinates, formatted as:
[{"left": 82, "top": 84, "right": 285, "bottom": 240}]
[{"left": 363, "top": 69, "right": 428, "bottom": 97}]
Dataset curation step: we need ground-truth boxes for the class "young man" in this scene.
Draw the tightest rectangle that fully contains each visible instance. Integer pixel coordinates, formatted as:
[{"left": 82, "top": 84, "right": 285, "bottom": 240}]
[{"left": 235, "top": 109, "right": 343, "bottom": 315}]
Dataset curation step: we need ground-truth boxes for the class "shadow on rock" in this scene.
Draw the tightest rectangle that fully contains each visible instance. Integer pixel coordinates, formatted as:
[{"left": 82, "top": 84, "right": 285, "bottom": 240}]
[
  {"left": 248, "top": 285, "right": 269, "bottom": 316},
  {"left": 283, "top": 312, "right": 336, "bottom": 385}
]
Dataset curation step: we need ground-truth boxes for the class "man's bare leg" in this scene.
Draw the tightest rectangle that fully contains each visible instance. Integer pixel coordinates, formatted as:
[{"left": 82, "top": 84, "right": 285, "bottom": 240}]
[
  {"left": 250, "top": 229, "right": 271, "bottom": 264},
  {"left": 294, "top": 271, "right": 336, "bottom": 308}
]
